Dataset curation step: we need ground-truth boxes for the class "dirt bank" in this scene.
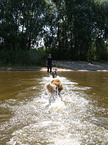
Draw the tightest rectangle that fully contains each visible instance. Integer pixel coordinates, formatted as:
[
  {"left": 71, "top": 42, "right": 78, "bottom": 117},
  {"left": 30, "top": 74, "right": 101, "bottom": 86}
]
[
  {"left": 53, "top": 60, "right": 108, "bottom": 71},
  {"left": 0, "top": 61, "right": 108, "bottom": 71}
]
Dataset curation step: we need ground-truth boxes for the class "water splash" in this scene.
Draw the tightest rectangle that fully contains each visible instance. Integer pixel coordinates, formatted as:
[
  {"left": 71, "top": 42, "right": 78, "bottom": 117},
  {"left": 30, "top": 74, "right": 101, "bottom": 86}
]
[{"left": 1, "top": 75, "right": 108, "bottom": 145}]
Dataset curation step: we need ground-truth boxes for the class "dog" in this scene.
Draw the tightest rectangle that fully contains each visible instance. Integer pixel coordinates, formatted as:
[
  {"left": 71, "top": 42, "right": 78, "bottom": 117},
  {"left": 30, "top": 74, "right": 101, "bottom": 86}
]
[
  {"left": 52, "top": 69, "right": 57, "bottom": 78},
  {"left": 45, "top": 78, "right": 63, "bottom": 104}
]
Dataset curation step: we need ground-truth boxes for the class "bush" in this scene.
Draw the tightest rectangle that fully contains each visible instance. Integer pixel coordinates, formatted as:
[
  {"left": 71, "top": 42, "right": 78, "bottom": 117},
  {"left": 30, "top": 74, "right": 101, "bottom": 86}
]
[{"left": 0, "top": 49, "right": 46, "bottom": 66}]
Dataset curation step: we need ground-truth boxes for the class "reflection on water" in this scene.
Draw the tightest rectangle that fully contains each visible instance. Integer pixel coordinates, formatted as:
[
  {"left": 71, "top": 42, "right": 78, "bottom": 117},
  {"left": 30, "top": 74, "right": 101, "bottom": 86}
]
[{"left": 0, "top": 71, "right": 108, "bottom": 145}]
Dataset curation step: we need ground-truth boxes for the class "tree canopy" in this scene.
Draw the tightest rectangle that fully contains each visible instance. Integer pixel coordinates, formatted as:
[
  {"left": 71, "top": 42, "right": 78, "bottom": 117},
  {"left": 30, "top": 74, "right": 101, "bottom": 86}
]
[{"left": 0, "top": 0, "right": 108, "bottom": 64}]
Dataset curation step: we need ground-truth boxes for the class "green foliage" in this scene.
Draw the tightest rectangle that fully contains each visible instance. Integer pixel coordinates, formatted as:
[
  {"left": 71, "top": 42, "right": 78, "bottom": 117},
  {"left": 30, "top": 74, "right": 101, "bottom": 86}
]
[
  {"left": 0, "top": 0, "right": 108, "bottom": 65},
  {"left": 50, "top": 0, "right": 108, "bottom": 61},
  {"left": 0, "top": 49, "right": 45, "bottom": 66},
  {"left": 0, "top": 0, "right": 48, "bottom": 50}
]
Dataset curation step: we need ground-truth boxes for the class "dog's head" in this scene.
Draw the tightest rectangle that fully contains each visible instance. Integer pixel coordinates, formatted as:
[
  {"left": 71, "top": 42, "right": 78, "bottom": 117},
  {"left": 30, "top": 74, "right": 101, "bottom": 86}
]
[{"left": 51, "top": 78, "right": 63, "bottom": 92}]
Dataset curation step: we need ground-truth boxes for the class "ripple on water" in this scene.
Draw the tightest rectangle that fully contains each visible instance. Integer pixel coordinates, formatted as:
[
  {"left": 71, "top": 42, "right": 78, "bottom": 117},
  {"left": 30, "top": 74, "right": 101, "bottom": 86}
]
[{"left": 1, "top": 75, "right": 108, "bottom": 145}]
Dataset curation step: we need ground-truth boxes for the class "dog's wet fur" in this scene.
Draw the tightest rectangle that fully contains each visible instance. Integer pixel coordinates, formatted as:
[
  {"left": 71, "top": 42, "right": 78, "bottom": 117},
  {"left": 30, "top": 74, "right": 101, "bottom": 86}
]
[
  {"left": 45, "top": 78, "right": 63, "bottom": 104},
  {"left": 52, "top": 69, "right": 57, "bottom": 78}
]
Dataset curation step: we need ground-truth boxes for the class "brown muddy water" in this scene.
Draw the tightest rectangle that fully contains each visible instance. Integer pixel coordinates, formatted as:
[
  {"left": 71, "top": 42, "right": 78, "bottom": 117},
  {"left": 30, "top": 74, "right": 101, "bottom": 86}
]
[{"left": 0, "top": 71, "right": 108, "bottom": 145}]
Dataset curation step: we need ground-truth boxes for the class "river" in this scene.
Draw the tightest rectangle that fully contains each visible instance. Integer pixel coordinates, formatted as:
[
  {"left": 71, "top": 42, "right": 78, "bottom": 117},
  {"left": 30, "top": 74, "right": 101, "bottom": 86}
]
[{"left": 0, "top": 71, "right": 108, "bottom": 145}]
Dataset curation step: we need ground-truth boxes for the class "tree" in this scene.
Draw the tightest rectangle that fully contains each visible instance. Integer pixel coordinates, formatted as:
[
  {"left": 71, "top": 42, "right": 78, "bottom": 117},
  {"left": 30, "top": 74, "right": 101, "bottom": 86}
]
[
  {"left": 52, "top": 0, "right": 108, "bottom": 61},
  {"left": 0, "top": 0, "right": 108, "bottom": 62},
  {"left": 0, "top": 0, "right": 49, "bottom": 50}
]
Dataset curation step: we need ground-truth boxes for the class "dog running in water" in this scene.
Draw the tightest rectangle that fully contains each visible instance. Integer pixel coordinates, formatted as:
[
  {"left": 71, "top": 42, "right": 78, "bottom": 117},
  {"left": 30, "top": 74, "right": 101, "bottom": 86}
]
[
  {"left": 52, "top": 69, "right": 57, "bottom": 78},
  {"left": 45, "top": 78, "right": 63, "bottom": 104}
]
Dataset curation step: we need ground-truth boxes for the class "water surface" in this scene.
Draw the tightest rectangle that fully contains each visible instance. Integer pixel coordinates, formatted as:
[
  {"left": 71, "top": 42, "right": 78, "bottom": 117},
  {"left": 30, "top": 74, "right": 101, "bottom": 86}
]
[{"left": 0, "top": 71, "right": 108, "bottom": 145}]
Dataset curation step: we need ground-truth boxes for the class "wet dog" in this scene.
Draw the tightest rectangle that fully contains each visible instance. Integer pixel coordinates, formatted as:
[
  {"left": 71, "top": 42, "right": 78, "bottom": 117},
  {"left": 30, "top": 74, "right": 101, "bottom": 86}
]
[
  {"left": 45, "top": 78, "right": 63, "bottom": 103},
  {"left": 52, "top": 69, "right": 57, "bottom": 78}
]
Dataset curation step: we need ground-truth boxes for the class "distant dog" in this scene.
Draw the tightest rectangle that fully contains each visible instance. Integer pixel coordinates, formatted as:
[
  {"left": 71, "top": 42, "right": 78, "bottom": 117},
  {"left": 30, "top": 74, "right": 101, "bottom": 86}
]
[
  {"left": 45, "top": 78, "right": 63, "bottom": 103},
  {"left": 52, "top": 69, "right": 57, "bottom": 78}
]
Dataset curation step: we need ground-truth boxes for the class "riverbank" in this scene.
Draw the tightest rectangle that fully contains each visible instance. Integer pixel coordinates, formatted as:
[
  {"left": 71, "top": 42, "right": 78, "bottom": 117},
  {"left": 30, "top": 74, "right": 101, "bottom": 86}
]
[
  {"left": 0, "top": 61, "right": 108, "bottom": 71},
  {"left": 0, "top": 66, "right": 70, "bottom": 71},
  {"left": 53, "top": 60, "right": 108, "bottom": 71}
]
